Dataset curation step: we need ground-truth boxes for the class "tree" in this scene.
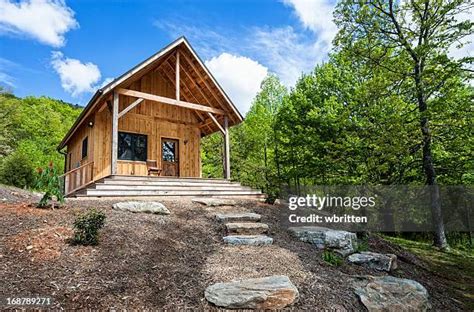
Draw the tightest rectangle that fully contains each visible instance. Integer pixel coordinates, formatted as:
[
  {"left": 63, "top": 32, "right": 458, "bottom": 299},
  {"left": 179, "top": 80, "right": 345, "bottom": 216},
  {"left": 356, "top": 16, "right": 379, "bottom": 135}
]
[{"left": 335, "top": 0, "right": 473, "bottom": 249}]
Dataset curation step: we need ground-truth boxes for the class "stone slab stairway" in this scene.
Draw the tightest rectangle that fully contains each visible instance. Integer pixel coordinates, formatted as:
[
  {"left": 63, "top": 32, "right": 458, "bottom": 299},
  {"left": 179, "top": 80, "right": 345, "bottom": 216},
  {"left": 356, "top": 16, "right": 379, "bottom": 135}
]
[{"left": 216, "top": 212, "right": 273, "bottom": 246}]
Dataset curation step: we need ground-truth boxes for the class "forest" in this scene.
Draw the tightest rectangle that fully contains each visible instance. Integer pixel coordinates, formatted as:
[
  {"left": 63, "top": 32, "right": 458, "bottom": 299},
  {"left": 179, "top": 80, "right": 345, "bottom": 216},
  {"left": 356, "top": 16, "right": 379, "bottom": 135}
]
[{"left": 0, "top": 0, "right": 472, "bottom": 251}]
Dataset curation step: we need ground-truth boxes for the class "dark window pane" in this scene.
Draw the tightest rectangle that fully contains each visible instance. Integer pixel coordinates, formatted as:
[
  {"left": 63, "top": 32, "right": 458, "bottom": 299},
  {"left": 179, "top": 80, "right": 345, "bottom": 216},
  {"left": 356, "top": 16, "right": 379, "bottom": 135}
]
[
  {"left": 118, "top": 132, "right": 147, "bottom": 161},
  {"left": 162, "top": 141, "right": 176, "bottom": 162},
  {"left": 81, "top": 136, "right": 88, "bottom": 159}
]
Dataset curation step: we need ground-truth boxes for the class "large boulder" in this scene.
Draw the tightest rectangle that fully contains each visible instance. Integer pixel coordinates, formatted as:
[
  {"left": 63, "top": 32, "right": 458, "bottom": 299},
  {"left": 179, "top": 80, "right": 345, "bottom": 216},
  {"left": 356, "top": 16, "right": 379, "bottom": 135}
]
[
  {"left": 348, "top": 252, "right": 398, "bottom": 272},
  {"left": 354, "top": 276, "right": 430, "bottom": 312},
  {"left": 288, "top": 226, "right": 357, "bottom": 256},
  {"left": 192, "top": 198, "right": 236, "bottom": 206},
  {"left": 205, "top": 275, "right": 299, "bottom": 309},
  {"left": 223, "top": 235, "right": 273, "bottom": 246},
  {"left": 226, "top": 222, "right": 269, "bottom": 235},
  {"left": 215, "top": 212, "right": 261, "bottom": 223},
  {"left": 112, "top": 201, "right": 170, "bottom": 215}
]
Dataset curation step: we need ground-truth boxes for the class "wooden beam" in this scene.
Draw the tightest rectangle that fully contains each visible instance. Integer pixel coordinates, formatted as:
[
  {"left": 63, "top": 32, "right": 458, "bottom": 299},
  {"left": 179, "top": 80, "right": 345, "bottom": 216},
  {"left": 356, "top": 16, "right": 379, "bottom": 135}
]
[
  {"left": 179, "top": 51, "right": 227, "bottom": 112},
  {"left": 224, "top": 115, "right": 230, "bottom": 179},
  {"left": 111, "top": 91, "right": 119, "bottom": 175},
  {"left": 207, "top": 112, "right": 225, "bottom": 134},
  {"left": 118, "top": 98, "right": 144, "bottom": 119},
  {"left": 176, "top": 50, "right": 180, "bottom": 100},
  {"left": 158, "top": 63, "right": 205, "bottom": 122},
  {"left": 116, "top": 88, "right": 225, "bottom": 115}
]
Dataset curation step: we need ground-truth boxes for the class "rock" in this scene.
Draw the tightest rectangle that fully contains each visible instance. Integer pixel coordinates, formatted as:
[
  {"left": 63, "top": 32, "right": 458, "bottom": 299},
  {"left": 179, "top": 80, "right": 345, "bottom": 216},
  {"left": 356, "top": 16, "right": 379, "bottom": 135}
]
[
  {"left": 215, "top": 212, "right": 261, "bottom": 223},
  {"left": 226, "top": 222, "right": 269, "bottom": 235},
  {"left": 354, "top": 276, "right": 430, "bottom": 312},
  {"left": 192, "top": 198, "right": 236, "bottom": 206},
  {"left": 288, "top": 226, "right": 357, "bottom": 256},
  {"left": 274, "top": 199, "right": 281, "bottom": 205},
  {"left": 223, "top": 235, "right": 273, "bottom": 246},
  {"left": 112, "top": 201, "right": 170, "bottom": 215},
  {"left": 348, "top": 252, "right": 398, "bottom": 271},
  {"left": 205, "top": 275, "right": 298, "bottom": 309},
  {"left": 26, "top": 245, "right": 33, "bottom": 250}
]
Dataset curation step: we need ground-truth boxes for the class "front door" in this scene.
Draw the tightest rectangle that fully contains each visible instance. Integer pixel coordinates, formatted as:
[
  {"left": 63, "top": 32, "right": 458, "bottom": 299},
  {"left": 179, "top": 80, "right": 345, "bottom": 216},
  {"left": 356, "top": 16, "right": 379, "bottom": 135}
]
[{"left": 161, "top": 138, "right": 179, "bottom": 176}]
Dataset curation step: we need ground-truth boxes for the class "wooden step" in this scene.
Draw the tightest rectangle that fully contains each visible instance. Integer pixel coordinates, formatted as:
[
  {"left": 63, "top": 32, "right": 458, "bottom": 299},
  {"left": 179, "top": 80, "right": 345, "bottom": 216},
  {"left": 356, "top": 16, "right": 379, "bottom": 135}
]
[
  {"left": 101, "top": 180, "right": 243, "bottom": 187},
  {"left": 226, "top": 222, "right": 269, "bottom": 235},
  {"left": 108, "top": 175, "right": 234, "bottom": 184},
  {"left": 93, "top": 184, "right": 254, "bottom": 191},
  {"left": 82, "top": 189, "right": 263, "bottom": 197}
]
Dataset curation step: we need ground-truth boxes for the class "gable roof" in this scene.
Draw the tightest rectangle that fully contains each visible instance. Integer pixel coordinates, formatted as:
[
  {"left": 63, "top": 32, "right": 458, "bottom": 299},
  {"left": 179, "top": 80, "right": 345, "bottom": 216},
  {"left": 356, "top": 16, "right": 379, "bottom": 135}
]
[{"left": 58, "top": 36, "right": 243, "bottom": 150}]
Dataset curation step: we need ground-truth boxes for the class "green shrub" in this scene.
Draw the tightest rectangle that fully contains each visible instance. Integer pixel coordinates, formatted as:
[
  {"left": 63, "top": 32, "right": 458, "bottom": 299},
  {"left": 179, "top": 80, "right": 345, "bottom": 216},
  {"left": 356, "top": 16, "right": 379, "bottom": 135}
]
[
  {"left": 322, "top": 250, "right": 343, "bottom": 266},
  {"left": 0, "top": 151, "right": 35, "bottom": 188},
  {"left": 35, "top": 162, "right": 64, "bottom": 208},
  {"left": 72, "top": 209, "right": 106, "bottom": 245}
]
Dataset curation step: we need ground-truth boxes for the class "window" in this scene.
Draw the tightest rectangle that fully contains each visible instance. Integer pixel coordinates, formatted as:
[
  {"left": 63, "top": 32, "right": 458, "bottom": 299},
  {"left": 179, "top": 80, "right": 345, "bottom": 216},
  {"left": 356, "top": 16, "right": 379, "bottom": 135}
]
[
  {"left": 162, "top": 139, "right": 178, "bottom": 162},
  {"left": 81, "top": 137, "right": 88, "bottom": 159},
  {"left": 118, "top": 132, "right": 147, "bottom": 161}
]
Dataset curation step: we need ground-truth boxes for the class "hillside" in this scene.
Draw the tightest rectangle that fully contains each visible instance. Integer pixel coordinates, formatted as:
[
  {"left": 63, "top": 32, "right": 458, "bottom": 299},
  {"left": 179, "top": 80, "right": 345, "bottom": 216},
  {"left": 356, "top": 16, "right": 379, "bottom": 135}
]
[
  {"left": 0, "top": 187, "right": 472, "bottom": 310},
  {"left": 0, "top": 90, "right": 82, "bottom": 188}
]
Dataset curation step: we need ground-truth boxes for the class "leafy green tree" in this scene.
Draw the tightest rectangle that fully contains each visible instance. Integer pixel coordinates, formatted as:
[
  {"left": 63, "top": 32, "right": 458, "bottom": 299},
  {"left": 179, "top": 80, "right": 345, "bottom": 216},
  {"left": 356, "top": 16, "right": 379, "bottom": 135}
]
[{"left": 334, "top": 0, "right": 473, "bottom": 249}]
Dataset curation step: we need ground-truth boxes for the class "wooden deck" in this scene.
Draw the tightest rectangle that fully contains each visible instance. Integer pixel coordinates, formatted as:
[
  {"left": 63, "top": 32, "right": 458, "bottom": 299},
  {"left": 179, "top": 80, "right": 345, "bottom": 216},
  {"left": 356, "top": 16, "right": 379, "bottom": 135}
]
[{"left": 69, "top": 175, "right": 265, "bottom": 199}]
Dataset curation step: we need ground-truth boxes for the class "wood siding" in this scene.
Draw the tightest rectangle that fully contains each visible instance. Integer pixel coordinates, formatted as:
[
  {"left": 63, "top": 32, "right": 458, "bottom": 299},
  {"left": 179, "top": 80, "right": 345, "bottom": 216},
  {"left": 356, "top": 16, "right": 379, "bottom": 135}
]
[
  {"left": 66, "top": 122, "right": 93, "bottom": 171},
  {"left": 67, "top": 64, "right": 203, "bottom": 182}
]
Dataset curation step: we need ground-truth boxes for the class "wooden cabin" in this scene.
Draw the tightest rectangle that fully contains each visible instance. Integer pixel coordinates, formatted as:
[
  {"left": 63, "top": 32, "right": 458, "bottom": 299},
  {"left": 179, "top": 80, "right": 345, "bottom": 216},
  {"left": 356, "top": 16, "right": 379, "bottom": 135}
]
[{"left": 58, "top": 37, "right": 263, "bottom": 198}]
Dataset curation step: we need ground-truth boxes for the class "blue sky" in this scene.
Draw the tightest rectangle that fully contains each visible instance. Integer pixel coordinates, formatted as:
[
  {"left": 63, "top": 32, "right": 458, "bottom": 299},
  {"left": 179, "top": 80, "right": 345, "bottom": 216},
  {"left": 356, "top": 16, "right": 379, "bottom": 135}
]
[
  {"left": 1, "top": 1, "right": 472, "bottom": 114},
  {"left": 0, "top": 0, "right": 341, "bottom": 114}
]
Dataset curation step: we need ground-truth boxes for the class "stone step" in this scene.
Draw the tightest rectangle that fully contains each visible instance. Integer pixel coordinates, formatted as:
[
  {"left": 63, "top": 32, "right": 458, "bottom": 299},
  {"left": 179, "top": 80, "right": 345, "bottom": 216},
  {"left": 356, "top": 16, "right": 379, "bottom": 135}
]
[
  {"left": 205, "top": 275, "right": 299, "bottom": 309},
  {"left": 215, "top": 212, "right": 261, "bottom": 223},
  {"left": 226, "top": 222, "right": 269, "bottom": 235},
  {"left": 223, "top": 235, "right": 273, "bottom": 246}
]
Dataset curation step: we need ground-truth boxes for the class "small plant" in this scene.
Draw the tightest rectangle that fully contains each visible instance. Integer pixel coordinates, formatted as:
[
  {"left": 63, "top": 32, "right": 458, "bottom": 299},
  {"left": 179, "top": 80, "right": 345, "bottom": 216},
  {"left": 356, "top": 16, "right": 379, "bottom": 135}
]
[
  {"left": 322, "top": 250, "right": 343, "bottom": 266},
  {"left": 356, "top": 237, "right": 369, "bottom": 252},
  {"left": 72, "top": 209, "right": 106, "bottom": 245},
  {"left": 36, "top": 161, "right": 64, "bottom": 208}
]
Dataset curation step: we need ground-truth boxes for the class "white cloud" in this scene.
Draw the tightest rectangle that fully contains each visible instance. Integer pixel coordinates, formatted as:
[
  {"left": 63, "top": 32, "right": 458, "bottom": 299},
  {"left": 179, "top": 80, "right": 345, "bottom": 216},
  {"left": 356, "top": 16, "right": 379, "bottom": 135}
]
[
  {"left": 282, "top": 0, "right": 337, "bottom": 44},
  {"left": 51, "top": 51, "right": 101, "bottom": 97},
  {"left": 0, "top": 0, "right": 78, "bottom": 47},
  {"left": 0, "top": 57, "right": 17, "bottom": 87},
  {"left": 251, "top": 26, "right": 326, "bottom": 86},
  {"left": 154, "top": 1, "right": 338, "bottom": 97},
  {"left": 205, "top": 53, "right": 268, "bottom": 115}
]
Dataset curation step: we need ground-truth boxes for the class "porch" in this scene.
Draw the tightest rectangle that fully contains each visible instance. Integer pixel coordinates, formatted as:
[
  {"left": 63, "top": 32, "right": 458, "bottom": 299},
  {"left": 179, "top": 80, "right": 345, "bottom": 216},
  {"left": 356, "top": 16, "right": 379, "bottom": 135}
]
[{"left": 59, "top": 38, "right": 247, "bottom": 197}]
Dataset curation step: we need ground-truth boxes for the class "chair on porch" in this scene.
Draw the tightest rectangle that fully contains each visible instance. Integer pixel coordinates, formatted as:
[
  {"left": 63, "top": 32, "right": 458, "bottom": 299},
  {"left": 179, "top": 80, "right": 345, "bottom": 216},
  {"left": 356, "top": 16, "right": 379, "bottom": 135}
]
[{"left": 146, "top": 160, "right": 162, "bottom": 176}]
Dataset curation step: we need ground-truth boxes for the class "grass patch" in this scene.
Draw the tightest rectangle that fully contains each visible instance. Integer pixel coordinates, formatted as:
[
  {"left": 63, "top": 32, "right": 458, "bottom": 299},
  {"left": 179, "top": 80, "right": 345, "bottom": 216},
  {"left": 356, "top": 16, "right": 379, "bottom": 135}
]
[
  {"left": 383, "top": 235, "right": 474, "bottom": 308},
  {"left": 322, "top": 250, "right": 343, "bottom": 266}
]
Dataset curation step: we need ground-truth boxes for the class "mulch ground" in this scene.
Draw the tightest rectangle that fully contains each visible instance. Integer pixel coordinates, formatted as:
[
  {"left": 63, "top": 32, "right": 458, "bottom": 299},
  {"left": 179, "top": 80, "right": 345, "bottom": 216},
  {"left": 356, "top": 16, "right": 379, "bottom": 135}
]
[{"left": 0, "top": 187, "right": 469, "bottom": 310}]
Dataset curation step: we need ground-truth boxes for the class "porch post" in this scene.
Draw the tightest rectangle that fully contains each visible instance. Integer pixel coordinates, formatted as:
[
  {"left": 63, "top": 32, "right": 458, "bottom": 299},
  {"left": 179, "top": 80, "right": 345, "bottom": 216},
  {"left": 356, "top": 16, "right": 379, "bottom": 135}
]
[
  {"left": 224, "top": 116, "right": 230, "bottom": 179},
  {"left": 111, "top": 91, "right": 119, "bottom": 175}
]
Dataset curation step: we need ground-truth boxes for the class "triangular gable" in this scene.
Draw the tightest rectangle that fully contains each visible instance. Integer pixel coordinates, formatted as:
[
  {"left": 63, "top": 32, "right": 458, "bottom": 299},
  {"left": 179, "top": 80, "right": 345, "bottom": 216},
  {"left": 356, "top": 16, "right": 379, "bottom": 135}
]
[{"left": 58, "top": 36, "right": 243, "bottom": 149}]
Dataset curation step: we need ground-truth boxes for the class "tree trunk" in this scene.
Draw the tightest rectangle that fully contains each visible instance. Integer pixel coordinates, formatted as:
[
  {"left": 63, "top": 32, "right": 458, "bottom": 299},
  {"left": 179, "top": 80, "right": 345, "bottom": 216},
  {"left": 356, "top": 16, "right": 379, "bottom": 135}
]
[{"left": 415, "top": 64, "right": 449, "bottom": 250}]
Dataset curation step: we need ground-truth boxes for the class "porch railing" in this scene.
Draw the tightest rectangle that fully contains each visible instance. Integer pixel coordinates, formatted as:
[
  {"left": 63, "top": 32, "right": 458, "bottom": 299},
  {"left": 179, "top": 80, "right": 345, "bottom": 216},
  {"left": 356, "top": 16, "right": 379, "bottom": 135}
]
[{"left": 60, "top": 161, "right": 94, "bottom": 196}]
